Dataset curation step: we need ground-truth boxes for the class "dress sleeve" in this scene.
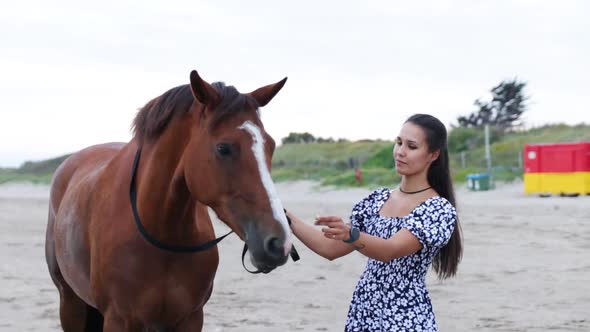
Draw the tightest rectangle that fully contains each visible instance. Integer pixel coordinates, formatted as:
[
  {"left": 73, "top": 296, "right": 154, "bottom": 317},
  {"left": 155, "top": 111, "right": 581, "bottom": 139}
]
[
  {"left": 403, "top": 197, "right": 457, "bottom": 249},
  {"left": 349, "top": 188, "right": 388, "bottom": 232}
]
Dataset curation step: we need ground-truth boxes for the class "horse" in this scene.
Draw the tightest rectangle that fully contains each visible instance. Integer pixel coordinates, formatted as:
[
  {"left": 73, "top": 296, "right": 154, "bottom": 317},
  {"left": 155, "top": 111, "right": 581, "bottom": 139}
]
[{"left": 45, "top": 70, "right": 293, "bottom": 331}]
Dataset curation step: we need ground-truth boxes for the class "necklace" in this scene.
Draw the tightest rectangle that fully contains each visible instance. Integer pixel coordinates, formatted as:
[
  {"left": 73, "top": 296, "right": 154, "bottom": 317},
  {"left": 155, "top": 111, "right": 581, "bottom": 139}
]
[{"left": 399, "top": 186, "right": 432, "bottom": 194}]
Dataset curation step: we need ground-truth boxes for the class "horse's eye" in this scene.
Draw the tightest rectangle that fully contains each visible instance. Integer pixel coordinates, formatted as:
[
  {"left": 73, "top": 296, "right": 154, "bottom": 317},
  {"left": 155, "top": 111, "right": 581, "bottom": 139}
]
[{"left": 216, "top": 143, "right": 232, "bottom": 157}]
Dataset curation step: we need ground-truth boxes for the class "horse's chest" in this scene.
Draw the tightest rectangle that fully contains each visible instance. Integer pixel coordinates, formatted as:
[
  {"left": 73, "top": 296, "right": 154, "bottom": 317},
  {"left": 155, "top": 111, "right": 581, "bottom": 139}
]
[{"left": 103, "top": 251, "right": 219, "bottom": 322}]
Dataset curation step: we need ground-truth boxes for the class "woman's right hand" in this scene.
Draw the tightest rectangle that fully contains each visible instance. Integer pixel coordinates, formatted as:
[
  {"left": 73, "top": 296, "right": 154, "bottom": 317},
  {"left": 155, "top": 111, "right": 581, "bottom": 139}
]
[{"left": 315, "top": 216, "right": 351, "bottom": 241}]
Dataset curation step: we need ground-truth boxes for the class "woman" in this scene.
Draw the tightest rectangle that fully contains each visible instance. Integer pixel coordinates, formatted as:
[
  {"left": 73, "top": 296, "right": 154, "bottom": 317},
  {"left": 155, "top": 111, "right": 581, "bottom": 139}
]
[{"left": 286, "top": 114, "right": 463, "bottom": 331}]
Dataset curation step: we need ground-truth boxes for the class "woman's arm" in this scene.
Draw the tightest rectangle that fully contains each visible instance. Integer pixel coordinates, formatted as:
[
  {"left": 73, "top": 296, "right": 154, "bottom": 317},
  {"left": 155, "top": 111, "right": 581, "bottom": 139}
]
[
  {"left": 286, "top": 211, "right": 355, "bottom": 261},
  {"left": 316, "top": 216, "right": 423, "bottom": 262}
]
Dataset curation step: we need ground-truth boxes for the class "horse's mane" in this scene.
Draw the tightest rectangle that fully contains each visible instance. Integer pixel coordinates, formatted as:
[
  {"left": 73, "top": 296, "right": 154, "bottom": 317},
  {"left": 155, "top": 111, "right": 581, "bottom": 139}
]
[{"left": 132, "top": 82, "right": 258, "bottom": 144}]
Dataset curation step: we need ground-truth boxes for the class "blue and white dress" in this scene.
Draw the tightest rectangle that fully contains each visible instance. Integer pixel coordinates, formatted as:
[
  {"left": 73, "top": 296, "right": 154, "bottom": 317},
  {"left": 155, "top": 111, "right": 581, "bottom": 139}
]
[{"left": 345, "top": 188, "right": 457, "bottom": 332}]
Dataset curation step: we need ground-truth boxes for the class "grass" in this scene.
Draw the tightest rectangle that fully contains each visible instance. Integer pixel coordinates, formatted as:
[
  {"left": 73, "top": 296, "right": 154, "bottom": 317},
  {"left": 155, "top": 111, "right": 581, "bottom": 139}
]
[
  {"left": 0, "top": 170, "right": 54, "bottom": 184},
  {"left": 0, "top": 154, "right": 69, "bottom": 185},
  {"left": 2, "top": 123, "right": 588, "bottom": 187},
  {"left": 272, "top": 123, "right": 589, "bottom": 188}
]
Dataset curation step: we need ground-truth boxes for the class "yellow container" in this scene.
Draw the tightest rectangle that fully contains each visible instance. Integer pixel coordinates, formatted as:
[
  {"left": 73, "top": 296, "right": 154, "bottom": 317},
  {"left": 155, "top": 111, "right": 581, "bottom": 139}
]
[{"left": 524, "top": 172, "right": 590, "bottom": 195}]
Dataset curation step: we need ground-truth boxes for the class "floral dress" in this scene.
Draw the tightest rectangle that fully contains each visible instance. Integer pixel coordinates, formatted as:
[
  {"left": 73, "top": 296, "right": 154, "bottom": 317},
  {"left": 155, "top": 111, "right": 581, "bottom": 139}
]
[{"left": 345, "top": 188, "right": 457, "bottom": 332}]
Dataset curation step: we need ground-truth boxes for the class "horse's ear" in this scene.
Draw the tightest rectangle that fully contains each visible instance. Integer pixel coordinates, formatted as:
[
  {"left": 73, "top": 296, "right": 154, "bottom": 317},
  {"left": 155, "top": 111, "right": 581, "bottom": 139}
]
[
  {"left": 249, "top": 77, "right": 288, "bottom": 107},
  {"left": 190, "top": 70, "right": 219, "bottom": 105}
]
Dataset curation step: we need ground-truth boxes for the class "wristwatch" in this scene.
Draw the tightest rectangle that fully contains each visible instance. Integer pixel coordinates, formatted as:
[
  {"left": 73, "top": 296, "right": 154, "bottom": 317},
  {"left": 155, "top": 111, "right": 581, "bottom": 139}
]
[{"left": 343, "top": 226, "right": 360, "bottom": 243}]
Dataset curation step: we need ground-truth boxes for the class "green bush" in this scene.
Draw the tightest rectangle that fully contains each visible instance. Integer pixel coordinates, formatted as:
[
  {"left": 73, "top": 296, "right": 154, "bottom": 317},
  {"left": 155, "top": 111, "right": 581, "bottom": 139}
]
[{"left": 362, "top": 145, "right": 394, "bottom": 169}]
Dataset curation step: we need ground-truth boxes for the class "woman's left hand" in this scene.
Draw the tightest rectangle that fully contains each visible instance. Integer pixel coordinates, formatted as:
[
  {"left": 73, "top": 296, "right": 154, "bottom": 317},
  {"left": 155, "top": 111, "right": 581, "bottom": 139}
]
[{"left": 315, "top": 216, "right": 351, "bottom": 241}]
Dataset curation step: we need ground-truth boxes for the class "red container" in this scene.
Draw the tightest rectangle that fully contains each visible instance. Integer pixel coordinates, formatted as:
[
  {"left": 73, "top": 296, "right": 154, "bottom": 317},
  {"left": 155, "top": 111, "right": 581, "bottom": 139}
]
[{"left": 524, "top": 142, "right": 590, "bottom": 173}]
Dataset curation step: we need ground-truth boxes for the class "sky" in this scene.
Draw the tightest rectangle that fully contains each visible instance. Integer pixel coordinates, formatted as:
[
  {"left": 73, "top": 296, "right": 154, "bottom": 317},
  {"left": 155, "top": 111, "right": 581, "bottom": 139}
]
[{"left": 1, "top": 0, "right": 588, "bottom": 167}]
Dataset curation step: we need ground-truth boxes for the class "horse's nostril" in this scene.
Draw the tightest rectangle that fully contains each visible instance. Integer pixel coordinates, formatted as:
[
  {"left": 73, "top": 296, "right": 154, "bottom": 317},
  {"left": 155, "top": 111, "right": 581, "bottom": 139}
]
[{"left": 264, "top": 237, "right": 284, "bottom": 258}]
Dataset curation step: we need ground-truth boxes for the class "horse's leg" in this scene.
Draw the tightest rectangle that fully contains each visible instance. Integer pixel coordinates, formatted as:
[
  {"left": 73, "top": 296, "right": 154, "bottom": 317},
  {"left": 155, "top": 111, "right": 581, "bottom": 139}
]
[
  {"left": 48, "top": 255, "right": 98, "bottom": 331},
  {"left": 60, "top": 287, "right": 105, "bottom": 332},
  {"left": 176, "top": 308, "right": 204, "bottom": 332},
  {"left": 84, "top": 305, "right": 104, "bottom": 332},
  {"left": 102, "top": 312, "right": 124, "bottom": 332},
  {"left": 103, "top": 309, "right": 204, "bottom": 331},
  {"left": 49, "top": 253, "right": 103, "bottom": 331},
  {"left": 102, "top": 310, "right": 142, "bottom": 332},
  {"left": 176, "top": 284, "right": 213, "bottom": 331}
]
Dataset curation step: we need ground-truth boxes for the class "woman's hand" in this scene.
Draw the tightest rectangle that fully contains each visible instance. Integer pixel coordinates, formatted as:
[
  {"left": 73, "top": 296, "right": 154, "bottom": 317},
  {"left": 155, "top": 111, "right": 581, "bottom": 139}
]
[
  {"left": 287, "top": 212, "right": 356, "bottom": 260},
  {"left": 314, "top": 216, "right": 351, "bottom": 241}
]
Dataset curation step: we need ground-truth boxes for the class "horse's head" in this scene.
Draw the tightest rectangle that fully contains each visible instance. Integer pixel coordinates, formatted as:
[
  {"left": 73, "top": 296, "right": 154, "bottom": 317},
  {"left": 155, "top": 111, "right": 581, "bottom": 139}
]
[{"left": 184, "top": 70, "right": 291, "bottom": 271}]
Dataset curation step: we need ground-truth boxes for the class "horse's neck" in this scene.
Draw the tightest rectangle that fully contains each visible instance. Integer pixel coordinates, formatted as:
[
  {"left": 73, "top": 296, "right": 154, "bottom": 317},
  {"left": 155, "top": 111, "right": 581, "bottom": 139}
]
[{"left": 135, "top": 120, "right": 202, "bottom": 243}]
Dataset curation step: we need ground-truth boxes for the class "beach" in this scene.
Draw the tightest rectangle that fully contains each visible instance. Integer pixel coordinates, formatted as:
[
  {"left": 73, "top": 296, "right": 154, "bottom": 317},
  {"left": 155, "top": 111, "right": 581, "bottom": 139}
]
[{"left": 0, "top": 180, "right": 589, "bottom": 331}]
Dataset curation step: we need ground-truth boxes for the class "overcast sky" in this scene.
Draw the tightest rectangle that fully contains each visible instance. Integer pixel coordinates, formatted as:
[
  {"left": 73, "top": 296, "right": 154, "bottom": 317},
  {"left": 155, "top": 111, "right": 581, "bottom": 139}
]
[{"left": 1, "top": 0, "right": 588, "bottom": 167}]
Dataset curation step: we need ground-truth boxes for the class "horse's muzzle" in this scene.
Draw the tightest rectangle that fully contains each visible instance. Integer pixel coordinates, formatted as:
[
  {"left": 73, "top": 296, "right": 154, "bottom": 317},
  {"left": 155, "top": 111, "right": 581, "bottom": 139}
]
[{"left": 246, "top": 227, "right": 290, "bottom": 272}]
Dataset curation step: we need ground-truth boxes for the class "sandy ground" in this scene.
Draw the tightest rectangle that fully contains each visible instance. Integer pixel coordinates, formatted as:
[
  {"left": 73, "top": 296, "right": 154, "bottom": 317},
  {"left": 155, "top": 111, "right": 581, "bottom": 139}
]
[{"left": 0, "top": 180, "right": 589, "bottom": 331}]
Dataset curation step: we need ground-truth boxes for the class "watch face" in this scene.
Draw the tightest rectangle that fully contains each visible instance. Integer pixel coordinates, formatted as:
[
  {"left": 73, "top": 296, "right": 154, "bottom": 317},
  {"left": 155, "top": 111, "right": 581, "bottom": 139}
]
[
  {"left": 344, "top": 226, "right": 361, "bottom": 243},
  {"left": 351, "top": 226, "right": 360, "bottom": 241}
]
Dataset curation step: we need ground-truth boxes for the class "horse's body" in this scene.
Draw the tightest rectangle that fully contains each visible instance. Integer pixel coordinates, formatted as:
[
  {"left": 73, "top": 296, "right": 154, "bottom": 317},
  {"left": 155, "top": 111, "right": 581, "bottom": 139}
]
[{"left": 45, "top": 70, "right": 291, "bottom": 331}]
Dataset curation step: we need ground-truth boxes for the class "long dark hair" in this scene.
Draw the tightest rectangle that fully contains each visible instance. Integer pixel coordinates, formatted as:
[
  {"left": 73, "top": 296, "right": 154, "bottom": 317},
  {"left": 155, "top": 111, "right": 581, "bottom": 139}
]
[{"left": 406, "top": 114, "right": 463, "bottom": 279}]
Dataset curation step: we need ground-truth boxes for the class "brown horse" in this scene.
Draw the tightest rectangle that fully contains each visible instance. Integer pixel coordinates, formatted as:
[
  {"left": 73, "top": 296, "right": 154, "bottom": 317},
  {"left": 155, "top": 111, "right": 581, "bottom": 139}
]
[{"left": 45, "top": 70, "right": 293, "bottom": 331}]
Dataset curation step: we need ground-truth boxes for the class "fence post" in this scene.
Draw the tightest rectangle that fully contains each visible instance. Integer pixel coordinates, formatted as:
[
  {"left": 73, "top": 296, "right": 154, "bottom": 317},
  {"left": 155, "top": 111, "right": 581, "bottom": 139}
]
[
  {"left": 461, "top": 151, "right": 466, "bottom": 168},
  {"left": 485, "top": 125, "right": 493, "bottom": 187}
]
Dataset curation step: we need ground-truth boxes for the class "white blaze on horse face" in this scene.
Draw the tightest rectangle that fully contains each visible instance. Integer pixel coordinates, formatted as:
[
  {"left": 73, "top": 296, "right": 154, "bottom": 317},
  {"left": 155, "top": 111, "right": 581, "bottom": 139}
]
[{"left": 238, "top": 120, "right": 292, "bottom": 256}]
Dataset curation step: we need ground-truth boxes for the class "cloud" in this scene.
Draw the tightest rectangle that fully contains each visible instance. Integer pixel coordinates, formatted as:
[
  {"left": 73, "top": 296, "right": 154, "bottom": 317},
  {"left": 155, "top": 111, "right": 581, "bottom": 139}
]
[{"left": 1, "top": 0, "right": 588, "bottom": 167}]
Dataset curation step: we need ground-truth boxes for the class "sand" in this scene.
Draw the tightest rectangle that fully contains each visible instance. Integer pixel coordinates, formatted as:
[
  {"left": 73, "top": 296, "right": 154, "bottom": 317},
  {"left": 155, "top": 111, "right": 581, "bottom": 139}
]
[{"left": 0, "top": 180, "right": 589, "bottom": 331}]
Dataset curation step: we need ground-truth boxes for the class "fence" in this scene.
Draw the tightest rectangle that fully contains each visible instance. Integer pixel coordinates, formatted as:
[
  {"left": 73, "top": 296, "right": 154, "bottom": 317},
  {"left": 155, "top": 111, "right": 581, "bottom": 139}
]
[{"left": 449, "top": 149, "right": 523, "bottom": 183}]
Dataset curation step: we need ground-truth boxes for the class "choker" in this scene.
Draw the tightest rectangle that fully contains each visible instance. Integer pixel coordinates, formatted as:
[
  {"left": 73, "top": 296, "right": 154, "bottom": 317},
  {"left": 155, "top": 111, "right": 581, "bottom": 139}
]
[{"left": 399, "top": 186, "right": 432, "bottom": 194}]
